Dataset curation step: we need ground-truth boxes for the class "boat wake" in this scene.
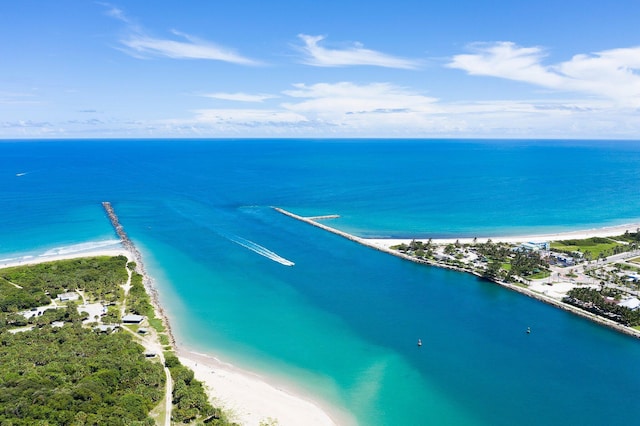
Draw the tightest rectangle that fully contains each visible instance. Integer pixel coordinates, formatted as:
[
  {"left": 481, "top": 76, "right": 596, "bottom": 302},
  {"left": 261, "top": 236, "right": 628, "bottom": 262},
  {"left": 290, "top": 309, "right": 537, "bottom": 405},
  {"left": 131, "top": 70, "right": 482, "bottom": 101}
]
[
  {"left": 165, "top": 201, "right": 294, "bottom": 266},
  {"left": 226, "top": 235, "right": 295, "bottom": 266}
]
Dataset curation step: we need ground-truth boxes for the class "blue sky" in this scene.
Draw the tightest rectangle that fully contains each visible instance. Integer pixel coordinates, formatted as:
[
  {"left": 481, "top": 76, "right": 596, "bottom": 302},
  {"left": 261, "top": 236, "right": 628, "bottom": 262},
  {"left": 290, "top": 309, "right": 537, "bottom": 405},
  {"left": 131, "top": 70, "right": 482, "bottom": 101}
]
[{"left": 2, "top": 0, "right": 639, "bottom": 139}]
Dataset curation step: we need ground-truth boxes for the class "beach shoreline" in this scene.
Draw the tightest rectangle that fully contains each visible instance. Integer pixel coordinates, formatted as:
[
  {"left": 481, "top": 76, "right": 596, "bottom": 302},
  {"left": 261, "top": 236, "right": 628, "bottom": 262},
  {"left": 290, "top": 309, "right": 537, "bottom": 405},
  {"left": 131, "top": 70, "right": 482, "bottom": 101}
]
[
  {"left": 275, "top": 208, "right": 640, "bottom": 339},
  {"left": 0, "top": 243, "right": 345, "bottom": 426},
  {"left": 176, "top": 348, "right": 350, "bottom": 426},
  {"left": 5, "top": 217, "right": 640, "bottom": 424},
  {"left": 364, "top": 221, "right": 640, "bottom": 247}
]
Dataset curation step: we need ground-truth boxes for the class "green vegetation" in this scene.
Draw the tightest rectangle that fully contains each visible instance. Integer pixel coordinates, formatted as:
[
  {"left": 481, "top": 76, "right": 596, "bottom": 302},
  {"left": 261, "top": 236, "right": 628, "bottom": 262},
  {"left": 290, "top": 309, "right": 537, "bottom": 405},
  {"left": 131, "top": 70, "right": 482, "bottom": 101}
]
[
  {"left": 615, "top": 262, "right": 640, "bottom": 272},
  {"left": 392, "top": 239, "right": 435, "bottom": 260},
  {"left": 476, "top": 241, "right": 549, "bottom": 282},
  {"left": 126, "top": 270, "right": 153, "bottom": 317},
  {"left": 0, "top": 325, "right": 164, "bottom": 425},
  {"left": 527, "top": 270, "right": 551, "bottom": 280},
  {"left": 0, "top": 256, "right": 128, "bottom": 333},
  {"left": 563, "top": 287, "right": 640, "bottom": 326},
  {"left": 0, "top": 256, "right": 127, "bottom": 315},
  {"left": 164, "top": 353, "right": 238, "bottom": 425},
  {"left": 551, "top": 236, "right": 631, "bottom": 260},
  {"left": 0, "top": 255, "right": 240, "bottom": 425},
  {"left": 0, "top": 257, "right": 165, "bottom": 424},
  {"left": 148, "top": 317, "right": 166, "bottom": 332},
  {"left": 125, "top": 268, "right": 166, "bottom": 334},
  {"left": 159, "top": 333, "right": 170, "bottom": 346}
]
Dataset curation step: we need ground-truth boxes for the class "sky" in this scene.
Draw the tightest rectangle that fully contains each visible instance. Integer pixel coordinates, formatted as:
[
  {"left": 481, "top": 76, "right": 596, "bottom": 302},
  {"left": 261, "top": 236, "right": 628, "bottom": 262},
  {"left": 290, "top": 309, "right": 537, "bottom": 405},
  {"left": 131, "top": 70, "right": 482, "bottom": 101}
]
[{"left": 1, "top": 0, "right": 640, "bottom": 139}]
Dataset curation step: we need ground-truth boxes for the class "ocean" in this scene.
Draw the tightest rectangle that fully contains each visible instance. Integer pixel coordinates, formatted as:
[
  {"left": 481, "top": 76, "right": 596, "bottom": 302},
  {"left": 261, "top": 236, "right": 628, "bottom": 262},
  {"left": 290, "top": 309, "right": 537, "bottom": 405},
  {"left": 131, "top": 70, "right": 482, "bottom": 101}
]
[{"left": 2, "top": 139, "right": 640, "bottom": 425}]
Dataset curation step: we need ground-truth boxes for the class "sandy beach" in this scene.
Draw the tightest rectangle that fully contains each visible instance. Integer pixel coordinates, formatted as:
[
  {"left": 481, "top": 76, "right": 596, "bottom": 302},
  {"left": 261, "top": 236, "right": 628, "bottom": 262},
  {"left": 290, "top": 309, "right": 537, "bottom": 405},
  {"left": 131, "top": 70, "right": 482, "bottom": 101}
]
[
  {"left": 5, "top": 220, "right": 640, "bottom": 425},
  {"left": 364, "top": 222, "right": 640, "bottom": 249},
  {"left": 0, "top": 246, "right": 132, "bottom": 269},
  {"left": 177, "top": 349, "right": 345, "bottom": 426},
  {"left": 0, "top": 244, "right": 342, "bottom": 426}
]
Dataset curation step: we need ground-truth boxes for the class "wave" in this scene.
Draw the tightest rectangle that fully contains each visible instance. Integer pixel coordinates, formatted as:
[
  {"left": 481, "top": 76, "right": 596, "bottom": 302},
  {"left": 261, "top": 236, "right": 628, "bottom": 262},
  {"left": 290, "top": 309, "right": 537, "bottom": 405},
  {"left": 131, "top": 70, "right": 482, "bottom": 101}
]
[
  {"left": 0, "top": 255, "right": 33, "bottom": 263},
  {"left": 39, "top": 239, "right": 123, "bottom": 257},
  {"left": 226, "top": 235, "right": 295, "bottom": 266}
]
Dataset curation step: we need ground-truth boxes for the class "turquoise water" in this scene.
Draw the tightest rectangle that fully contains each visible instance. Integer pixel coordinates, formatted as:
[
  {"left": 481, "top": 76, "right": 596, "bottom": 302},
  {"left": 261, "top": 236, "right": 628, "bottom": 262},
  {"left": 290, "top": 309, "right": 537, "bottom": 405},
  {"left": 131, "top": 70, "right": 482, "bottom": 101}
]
[{"left": 2, "top": 139, "right": 640, "bottom": 425}]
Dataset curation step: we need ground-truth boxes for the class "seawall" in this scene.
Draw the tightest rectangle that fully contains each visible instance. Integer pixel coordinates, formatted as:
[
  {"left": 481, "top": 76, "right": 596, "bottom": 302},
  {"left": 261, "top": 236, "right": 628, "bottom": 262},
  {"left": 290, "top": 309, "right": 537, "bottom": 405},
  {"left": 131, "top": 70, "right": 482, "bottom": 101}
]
[
  {"left": 102, "top": 201, "right": 176, "bottom": 345},
  {"left": 274, "top": 207, "right": 640, "bottom": 340}
]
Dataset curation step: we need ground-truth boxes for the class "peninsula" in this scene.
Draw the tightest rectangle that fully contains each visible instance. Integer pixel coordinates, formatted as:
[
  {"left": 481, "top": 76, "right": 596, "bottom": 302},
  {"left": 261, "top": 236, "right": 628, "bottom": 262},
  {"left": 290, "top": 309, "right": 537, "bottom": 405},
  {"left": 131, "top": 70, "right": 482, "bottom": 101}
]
[
  {"left": 0, "top": 204, "right": 340, "bottom": 426},
  {"left": 275, "top": 208, "right": 640, "bottom": 339}
]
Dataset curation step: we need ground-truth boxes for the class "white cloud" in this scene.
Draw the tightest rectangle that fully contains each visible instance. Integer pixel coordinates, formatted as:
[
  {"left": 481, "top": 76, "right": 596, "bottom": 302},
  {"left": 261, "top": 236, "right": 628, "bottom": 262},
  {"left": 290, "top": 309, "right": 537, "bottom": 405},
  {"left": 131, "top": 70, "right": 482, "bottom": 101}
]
[
  {"left": 201, "top": 92, "right": 277, "bottom": 102},
  {"left": 282, "top": 82, "right": 438, "bottom": 123},
  {"left": 191, "top": 109, "right": 308, "bottom": 125},
  {"left": 154, "top": 82, "right": 639, "bottom": 138},
  {"left": 449, "top": 42, "right": 640, "bottom": 107},
  {"left": 101, "top": 3, "right": 130, "bottom": 24},
  {"left": 296, "top": 34, "right": 421, "bottom": 69},
  {"left": 102, "top": 4, "right": 259, "bottom": 65},
  {"left": 120, "top": 30, "right": 260, "bottom": 65}
]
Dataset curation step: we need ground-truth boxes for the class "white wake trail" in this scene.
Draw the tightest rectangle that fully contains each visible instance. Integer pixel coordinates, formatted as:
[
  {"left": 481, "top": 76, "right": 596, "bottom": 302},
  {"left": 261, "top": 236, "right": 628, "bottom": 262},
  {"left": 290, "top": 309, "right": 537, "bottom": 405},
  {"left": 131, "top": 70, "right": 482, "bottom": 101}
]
[{"left": 227, "top": 235, "right": 295, "bottom": 266}]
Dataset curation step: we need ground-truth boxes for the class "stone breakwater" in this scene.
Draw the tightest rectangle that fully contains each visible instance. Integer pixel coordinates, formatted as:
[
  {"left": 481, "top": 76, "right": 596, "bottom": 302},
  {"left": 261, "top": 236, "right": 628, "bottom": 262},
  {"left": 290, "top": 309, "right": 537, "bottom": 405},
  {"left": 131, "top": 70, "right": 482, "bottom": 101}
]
[
  {"left": 102, "top": 202, "right": 176, "bottom": 346},
  {"left": 274, "top": 207, "right": 640, "bottom": 340}
]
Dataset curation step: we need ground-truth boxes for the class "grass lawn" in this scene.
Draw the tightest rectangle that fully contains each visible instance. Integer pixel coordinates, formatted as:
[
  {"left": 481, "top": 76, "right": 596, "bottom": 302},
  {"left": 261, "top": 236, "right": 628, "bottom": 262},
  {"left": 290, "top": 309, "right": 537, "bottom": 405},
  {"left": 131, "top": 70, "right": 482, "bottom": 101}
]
[
  {"left": 551, "top": 237, "right": 625, "bottom": 258},
  {"left": 148, "top": 316, "right": 165, "bottom": 332},
  {"left": 527, "top": 270, "right": 551, "bottom": 280}
]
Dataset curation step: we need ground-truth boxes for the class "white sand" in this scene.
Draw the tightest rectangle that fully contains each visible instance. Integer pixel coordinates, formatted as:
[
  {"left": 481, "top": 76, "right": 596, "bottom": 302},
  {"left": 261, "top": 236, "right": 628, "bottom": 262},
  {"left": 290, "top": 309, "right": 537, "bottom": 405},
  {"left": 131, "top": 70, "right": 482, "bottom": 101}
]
[
  {"left": 364, "top": 222, "right": 640, "bottom": 248},
  {"left": 0, "top": 246, "right": 344, "bottom": 426},
  {"left": 0, "top": 247, "right": 131, "bottom": 268},
  {"left": 9, "top": 221, "right": 639, "bottom": 425},
  {"left": 177, "top": 350, "right": 347, "bottom": 426}
]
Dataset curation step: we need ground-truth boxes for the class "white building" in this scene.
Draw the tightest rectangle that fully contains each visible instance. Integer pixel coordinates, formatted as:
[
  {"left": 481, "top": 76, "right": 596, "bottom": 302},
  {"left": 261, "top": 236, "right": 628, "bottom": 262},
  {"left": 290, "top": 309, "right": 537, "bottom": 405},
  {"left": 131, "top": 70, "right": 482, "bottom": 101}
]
[
  {"left": 619, "top": 297, "right": 640, "bottom": 310},
  {"left": 58, "top": 291, "right": 79, "bottom": 302}
]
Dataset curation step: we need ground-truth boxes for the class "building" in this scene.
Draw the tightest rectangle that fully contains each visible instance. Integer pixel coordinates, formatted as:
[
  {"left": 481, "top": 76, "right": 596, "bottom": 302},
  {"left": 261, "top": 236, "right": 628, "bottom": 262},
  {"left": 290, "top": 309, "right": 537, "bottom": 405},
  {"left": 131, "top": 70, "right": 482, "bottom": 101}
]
[
  {"left": 95, "top": 324, "right": 120, "bottom": 333},
  {"left": 619, "top": 297, "right": 640, "bottom": 311},
  {"left": 122, "top": 314, "right": 144, "bottom": 324},
  {"left": 549, "top": 253, "right": 575, "bottom": 267},
  {"left": 58, "top": 292, "right": 79, "bottom": 302},
  {"left": 517, "top": 241, "right": 550, "bottom": 252}
]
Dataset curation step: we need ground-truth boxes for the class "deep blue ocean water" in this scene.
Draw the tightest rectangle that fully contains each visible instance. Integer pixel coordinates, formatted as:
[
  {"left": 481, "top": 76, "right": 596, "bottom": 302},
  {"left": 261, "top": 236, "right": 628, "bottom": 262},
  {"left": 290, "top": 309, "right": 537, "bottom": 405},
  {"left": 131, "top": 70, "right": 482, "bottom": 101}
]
[{"left": 2, "top": 139, "right": 640, "bottom": 425}]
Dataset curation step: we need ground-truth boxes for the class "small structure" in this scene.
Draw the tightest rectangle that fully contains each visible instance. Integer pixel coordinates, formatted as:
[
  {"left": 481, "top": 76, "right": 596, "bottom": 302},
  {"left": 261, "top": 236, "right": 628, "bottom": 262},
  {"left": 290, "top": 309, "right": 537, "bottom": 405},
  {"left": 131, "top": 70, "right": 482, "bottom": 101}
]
[
  {"left": 95, "top": 324, "right": 120, "bottom": 333},
  {"left": 517, "top": 242, "right": 550, "bottom": 252},
  {"left": 619, "top": 297, "right": 640, "bottom": 311},
  {"left": 550, "top": 253, "right": 575, "bottom": 267},
  {"left": 122, "top": 314, "right": 144, "bottom": 324},
  {"left": 58, "top": 292, "right": 79, "bottom": 302},
  {"left": 144, "top": 351, "right": 157, "bottom": 358},
  {"left": 137, "top": 327, "right": 149, "bottom": 334}
]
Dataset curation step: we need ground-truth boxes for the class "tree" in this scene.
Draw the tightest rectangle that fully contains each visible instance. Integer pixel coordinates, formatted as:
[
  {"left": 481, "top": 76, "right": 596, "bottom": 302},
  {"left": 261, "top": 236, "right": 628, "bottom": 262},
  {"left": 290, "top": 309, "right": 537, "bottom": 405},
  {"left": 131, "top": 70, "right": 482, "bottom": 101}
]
[{"left": 484, "top": 261, "right": 502, "bottom": 280}]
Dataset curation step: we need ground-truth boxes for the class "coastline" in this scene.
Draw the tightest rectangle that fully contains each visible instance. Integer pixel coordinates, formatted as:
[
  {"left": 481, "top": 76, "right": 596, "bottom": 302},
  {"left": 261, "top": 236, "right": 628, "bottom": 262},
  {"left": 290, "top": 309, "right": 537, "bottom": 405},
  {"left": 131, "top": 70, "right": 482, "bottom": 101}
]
[
  {"left": 6, "top": 211, "right": 639, "bottom": 424},
  {"left": 101, "top": 202, "right": 344, "bottom": 425},
  {"left": 0, "top": 244, "right": 344, "bottom": 426},
  {"left": 275, "top": 208, "right": 640, "bottom": 339},
  {"left": 274, "top": 208, "right": 640, "bottom": 247},
  {"left": 366, "top": 221, "right": 640, "bottom": 246},
  {"left": 176, "top": 348, "right": 346, "bottom": 426}
]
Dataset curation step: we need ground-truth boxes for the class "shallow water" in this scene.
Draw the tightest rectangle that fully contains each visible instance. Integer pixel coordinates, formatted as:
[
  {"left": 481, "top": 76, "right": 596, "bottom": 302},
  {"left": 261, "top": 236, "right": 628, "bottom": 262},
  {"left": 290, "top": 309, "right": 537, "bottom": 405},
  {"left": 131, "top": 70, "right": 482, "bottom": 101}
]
[{"left": 2, "top": 139, "right": 640, "bottom": 425}]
